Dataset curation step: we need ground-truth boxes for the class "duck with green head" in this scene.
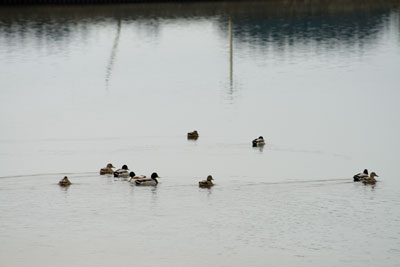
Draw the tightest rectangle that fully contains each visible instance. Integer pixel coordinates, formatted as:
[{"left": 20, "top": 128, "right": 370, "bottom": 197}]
[
  {"left": 353, "top": 169, "right": 369, "bottom": 182},
  {"left": 252, "top": 136, "right": 265, "bottom": 147},
  {"left": 114, "top": 165, "right": 130, "bottom": 178},
  {"left": 128, "top": 171, "right": 146, "bottom": 183},
  {"left": 135, "top": 172, "right": 160, "bottom": 186}
]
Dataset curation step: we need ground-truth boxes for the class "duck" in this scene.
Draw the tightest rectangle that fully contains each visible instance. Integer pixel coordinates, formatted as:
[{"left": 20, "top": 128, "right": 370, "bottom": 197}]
[
  {"left": 100, "top": 163, "right": 115, "bottom": 175},
  {"left": 353, "top": 169, "right": 369, "bottom": 182},
  {"left": 58, "top": 176, "right": 71, "bottom": 186},
  {"left": 362, "top": 172, "right": 379, "bottom": 185},
  {"left": 114, "top": 165, "right": 130, "bottom": 178},
  {"left": 199, "top": 175, "right": 214, "bottom": 188},
  {"left": 128, "top": 171, "right": 146, "bottom": 183},
  {"left": 187, "top": 130, "right": 199, "bottom": 139},
  {"left": 252, "top": 136, "right": 265, "bottom": 147},
  {"left": 135, "top": 172, "right": 160, "bottom": 186}
]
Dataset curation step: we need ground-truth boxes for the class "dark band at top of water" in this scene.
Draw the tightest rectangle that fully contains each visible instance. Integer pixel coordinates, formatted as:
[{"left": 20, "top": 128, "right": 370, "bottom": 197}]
[{"left": 0, "top": 1, "right": 399, "bottom": 53}]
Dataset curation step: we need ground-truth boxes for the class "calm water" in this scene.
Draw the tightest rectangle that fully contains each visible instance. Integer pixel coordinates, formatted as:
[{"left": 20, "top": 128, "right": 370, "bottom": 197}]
[{"left": 1, "top": 1, "right": 400, "bottom": 266}]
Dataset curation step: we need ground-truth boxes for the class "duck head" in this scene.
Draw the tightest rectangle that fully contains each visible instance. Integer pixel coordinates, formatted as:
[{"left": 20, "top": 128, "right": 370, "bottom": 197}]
[
  {"left": 370, "top": 172, "right": 379, "bottom": 178},
  {"left": 107, "top": 163, "right": 115, "bottom": 168},
  {"left": 122, "top": 165, "right": 128, "bottom": 170},
  {"left": 259, "top": 136, "right": 264, "bottom": 140},
  {"left": 207, "top": 175, "right": 214, "bottom": 181},
  {"left": 363, "top": 169, "right": 368, "bottom": 175},
  {"left": 151, "top": 172, "right": 160, "bottom": 179},
  {"left": 129, "top": 172, "right": 136, "bottom": 178}
]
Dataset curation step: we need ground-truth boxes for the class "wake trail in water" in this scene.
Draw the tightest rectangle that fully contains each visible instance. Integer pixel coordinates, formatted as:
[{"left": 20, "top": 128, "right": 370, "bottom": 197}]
[
  {"left": 242, "top": 178, "right": 352, "bottom": 186},
  {"left": 158, "top": 177, "right": 352, "bottom": 188},
  {"left": 0, "top": 172, "right": 98, "bottom": 179}
]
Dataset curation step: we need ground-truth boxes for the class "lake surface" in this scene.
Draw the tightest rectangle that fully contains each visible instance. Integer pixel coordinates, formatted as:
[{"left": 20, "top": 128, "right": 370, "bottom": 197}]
[{"left": 1, "top": 1, "right": 400, "bottom": 266}]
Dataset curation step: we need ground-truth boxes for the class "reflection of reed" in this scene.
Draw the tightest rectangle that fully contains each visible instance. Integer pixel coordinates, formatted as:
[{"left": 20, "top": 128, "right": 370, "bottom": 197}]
[
  {"left": 225, "top": 15, "right": 239, "bottom": 103},
  {"left": 395, "top": 10, "right": 400, "bottom": 44},
  {"left": 0, "top": 0, "right": 398, "bottom": 15},
  {"left": 0, "top": 0, "right": 398, "bottom": 58},
  {"left": 229, "top": 16, "right": 233, "bottom": 91},
  {"left": 0, "top": 1, "right": 398, "bottom": 47},
  {"left": 105, "top": 19, "right": 121, "bottom": 90}
]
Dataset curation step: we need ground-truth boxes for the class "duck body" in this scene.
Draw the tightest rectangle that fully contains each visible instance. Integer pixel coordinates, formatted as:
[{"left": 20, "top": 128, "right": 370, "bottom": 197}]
[
  {"left": 100, "top": 163, "right": 115, "bottom": 175},
  {"left": 58, "top": 176, "right": 71, "bottom": 186},
  {"left": 199, "top": 175, "right": 214, "bottom": 188},
  {"left": 353, "top": 169, "right": 369, "bottom": 182},
  {"left": 114, "top": 165, "right": 130, "bottom": 178},
  {"left": 135, "top": 178, "right": 158, "bottom": 186},
  {"left": 135, "top": 172, "right": 160, "bottom": 186},
  {"left": 252, "top": 136, "right": 265, "bottom": 147},
  {"left": 128, "top": 172, "right": 146, "bottom": 183},
  {"left": 187, "top": 130, "right": 199, "bottom": 139},
  {"left": 362, "top": 172, "right": 379, "bottom": 185}
]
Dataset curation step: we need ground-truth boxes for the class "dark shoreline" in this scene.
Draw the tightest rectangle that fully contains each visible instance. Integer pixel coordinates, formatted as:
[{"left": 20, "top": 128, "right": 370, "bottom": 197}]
[
  {"left": 0, "top": 0, "right": 227, "bottom": 5},
  {"left": 1, "top": 0, "right": 399, "bottom": 6}
]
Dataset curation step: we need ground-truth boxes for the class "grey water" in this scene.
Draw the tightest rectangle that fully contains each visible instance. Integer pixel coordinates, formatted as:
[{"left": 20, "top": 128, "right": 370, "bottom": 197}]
[{"left": 1, "top": 1, "right": 400, "bottom": 266}]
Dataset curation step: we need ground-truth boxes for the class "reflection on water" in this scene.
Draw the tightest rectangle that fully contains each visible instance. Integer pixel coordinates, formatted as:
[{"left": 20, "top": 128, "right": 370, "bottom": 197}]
[
  {"left": 1, "top": 1, "right": 398, "bottom": 47},
  {"left": 105, "top": 18, "right": 121, "bottom": 90},
  {"left": 1, "top": 1, "right": 400, "bottom": 267},
  {"left": 229, "top": 16, "right": 233, "bottom": 92},
  {"left": 0, "top": 1, "right": 399, "bottom": 94}
]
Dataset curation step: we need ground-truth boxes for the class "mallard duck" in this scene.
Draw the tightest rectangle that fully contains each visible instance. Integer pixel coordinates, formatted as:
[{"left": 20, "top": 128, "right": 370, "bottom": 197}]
[
  {"left": 128, "top": 171, "right": 146, "bottom": 183},
  {"left": 353, "top": 169, "right": 369, "bottom": 182},
  {"left": 199, "top": 175, "right": 214, "bottom": 188},
  {"left": 362, "top": 172, "right": 379, "bottom": 185},
  {"left": 135, "top": 172, "right": 160, "bottom": 186},
  {"left": 114, "top": 165, "right": 130, "bottom": 178},
  {"left": 187, "top": 130, "right": 199, "bottom": 139},
  {"left": 252, "top": 136, "right": 265, "bottom": 147},
  {"left": 100, "top": 163, "right": 115, "bottom": 175},
  {"left": 58, "top": 176, "right": 71, "bottom": 186}
]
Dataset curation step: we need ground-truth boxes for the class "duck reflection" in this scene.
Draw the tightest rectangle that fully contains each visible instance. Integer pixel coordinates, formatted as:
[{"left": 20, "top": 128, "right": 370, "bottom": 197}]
[
  {"left": 150, "top": 185, "right": 159, "bottom": 204},
  {"left": 58, "top": 182, "right": 71, "bottom": 192},
  {"left": 252, "top": 145, "right": 264, "bottom": 153}
]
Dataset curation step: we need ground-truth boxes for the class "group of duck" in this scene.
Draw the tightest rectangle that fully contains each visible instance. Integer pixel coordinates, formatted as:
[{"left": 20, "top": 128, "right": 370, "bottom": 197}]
[
  {"left": 57, "top": 130, "right": 379, "bottom": 186},
  {"left": 97, "top": 163, "right": 215, "bottom": 188},
  {"left": 100, "top": 164, "right": 161, "bottom": 186},
  {"left": 353, "top": 169, "right": 379, "bottom": 184},
  {"left": 58, "top": 163, "right": 214, "bottom": 188}
]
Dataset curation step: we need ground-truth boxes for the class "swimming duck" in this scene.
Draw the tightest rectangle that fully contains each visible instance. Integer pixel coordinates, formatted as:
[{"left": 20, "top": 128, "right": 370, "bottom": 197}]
[
  {"left": 128, "top": 171, "right": 146, "bottom": 183},
  {"left": 114, "top": 165, "right": 130, "bottom": 178},
  {"left": 100, "top": 163, "right": 115, "bottom": 175},
  {"left": 252, "top": 136, "right": 265, "bottom": 147},
  {"left": 353, "top": 169, "right": 369, "bottom": 182},
  {"left": 199, "top": 175, "right": 214, "bottom": 188},
  {"left": 362, "top": 172, "right": 379, "bottom": 185},
  {"left": 187, "top": 130, "right": 199, "bottom": 139},
  {"left": 135, "top": 172, "right": 160, "bottom": 186},
  {"left": 58, "top": 176, "right": 71, "bottom": 186}
]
